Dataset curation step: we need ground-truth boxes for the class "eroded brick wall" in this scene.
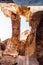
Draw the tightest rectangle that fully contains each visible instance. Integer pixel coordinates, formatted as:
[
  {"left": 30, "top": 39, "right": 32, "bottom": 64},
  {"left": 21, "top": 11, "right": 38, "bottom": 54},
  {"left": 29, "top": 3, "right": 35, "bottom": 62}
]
[{"left": 11, "top": 12, "right": 20, "bottom": 40}]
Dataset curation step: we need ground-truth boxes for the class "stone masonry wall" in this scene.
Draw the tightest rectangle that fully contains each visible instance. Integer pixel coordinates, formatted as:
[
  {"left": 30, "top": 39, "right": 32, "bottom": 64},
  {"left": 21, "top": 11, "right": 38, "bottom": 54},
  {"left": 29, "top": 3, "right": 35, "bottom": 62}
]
[{"left": 11, "top": 12, "right": 20, "bottom": 40}]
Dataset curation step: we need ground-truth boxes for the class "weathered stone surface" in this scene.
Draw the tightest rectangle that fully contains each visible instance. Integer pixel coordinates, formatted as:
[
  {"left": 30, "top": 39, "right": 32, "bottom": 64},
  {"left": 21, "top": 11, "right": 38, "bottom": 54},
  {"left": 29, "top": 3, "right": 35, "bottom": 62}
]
[
  {"left": 0, "top": 42, "right": 6, "bottom": 51},
  {"left": 3, "top": 38, "right": 19, "bottom": 57},
  {"left": 30, "top": 11, "right": 43, "bottom": 65},
  {"left": 0, "top": 56, "right": 17, "bottom": 65},
  {"left": 11, "top": 12, "right": 20, "bottom": 40},
  {"left": 25, "top": 29, "right": 36, "bottom": 57},
  {"left": 0, "top": 3, "right": 18, "bottom": 17},
  {"left": 17, "top": 6, "right": 31, "bottom": 21},
  {"left": 0, "top": 3, "right": 31, "bottom": 21},
  {"left": 0, "top": 4, "right": 41, "bottom": 65}
]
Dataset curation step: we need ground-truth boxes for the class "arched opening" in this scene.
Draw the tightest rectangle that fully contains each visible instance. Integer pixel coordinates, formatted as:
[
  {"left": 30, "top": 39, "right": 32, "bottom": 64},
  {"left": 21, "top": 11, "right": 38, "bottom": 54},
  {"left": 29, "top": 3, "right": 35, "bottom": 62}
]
[{"left": 20, "top": 15, "right": 31, "bottom": 41}]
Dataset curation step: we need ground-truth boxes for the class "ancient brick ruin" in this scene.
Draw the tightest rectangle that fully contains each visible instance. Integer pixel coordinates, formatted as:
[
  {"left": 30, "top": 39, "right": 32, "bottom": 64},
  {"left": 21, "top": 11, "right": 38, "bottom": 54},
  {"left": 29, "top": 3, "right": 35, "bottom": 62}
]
[
  {"left": 11, "top": 12, "right": 20, "bottom": 40},
  {"left": 0, "top": 4, "right": 43, "bottom": 65}
]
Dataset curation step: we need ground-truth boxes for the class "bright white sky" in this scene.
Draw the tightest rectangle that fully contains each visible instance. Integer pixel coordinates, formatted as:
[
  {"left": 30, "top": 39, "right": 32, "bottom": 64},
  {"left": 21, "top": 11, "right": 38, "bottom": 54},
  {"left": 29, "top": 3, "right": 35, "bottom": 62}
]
[
  {"left": 0, "top": 8, "right": 12, "bottom": 41},
  {"left": 0, "top": 8, "right": 30, "bottom": 41}
]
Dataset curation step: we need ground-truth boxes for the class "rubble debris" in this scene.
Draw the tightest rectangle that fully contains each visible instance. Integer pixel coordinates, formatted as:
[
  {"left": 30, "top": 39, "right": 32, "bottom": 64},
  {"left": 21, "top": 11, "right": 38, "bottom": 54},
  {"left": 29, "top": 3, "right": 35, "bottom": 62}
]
[{"left": 0, "top": 56, "right": 17, "bottom": 65}]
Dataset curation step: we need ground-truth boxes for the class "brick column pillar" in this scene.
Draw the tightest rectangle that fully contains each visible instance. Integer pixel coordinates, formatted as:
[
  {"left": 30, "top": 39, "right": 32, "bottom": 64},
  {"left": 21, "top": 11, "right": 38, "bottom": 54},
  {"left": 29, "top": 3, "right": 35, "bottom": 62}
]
[{"left": 11, "top": 12, "right": 20, "bottom": 40}]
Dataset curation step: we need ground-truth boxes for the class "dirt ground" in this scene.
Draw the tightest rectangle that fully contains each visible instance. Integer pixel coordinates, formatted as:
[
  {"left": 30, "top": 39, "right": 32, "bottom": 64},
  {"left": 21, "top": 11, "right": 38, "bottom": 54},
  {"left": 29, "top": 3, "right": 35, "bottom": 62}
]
[{"left": 0, "top": 55, "right": 39, "bottom": 65}]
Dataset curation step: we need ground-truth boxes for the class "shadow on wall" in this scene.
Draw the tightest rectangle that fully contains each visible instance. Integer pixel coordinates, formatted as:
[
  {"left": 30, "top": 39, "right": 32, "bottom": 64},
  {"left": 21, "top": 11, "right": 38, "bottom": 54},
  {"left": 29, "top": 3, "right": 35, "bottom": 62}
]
[{"left": 30, "top": 11, "right": 43, "bottom": 65}]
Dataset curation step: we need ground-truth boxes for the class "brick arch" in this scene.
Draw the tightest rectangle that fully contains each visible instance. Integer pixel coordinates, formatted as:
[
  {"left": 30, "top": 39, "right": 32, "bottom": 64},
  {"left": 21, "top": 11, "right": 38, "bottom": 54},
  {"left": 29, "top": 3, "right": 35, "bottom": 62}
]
[{"left": 11, "top": 6, "right": 31, "bottom": 40}]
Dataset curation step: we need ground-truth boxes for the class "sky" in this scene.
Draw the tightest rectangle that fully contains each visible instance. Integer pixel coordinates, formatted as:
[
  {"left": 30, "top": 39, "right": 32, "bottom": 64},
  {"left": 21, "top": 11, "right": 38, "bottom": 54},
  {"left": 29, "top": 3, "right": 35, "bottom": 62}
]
[
  {"left": 20, "top": 15, "right": 30, "bottom": 34},
  {"left": 0, "top": 8, "right": 30, "bottom": 41},
  {"left": 13, "top": 0, "right": 43, "bottom": 5},
  {"left": 0, "top": 8, "right": 12, "bottom": 41}
]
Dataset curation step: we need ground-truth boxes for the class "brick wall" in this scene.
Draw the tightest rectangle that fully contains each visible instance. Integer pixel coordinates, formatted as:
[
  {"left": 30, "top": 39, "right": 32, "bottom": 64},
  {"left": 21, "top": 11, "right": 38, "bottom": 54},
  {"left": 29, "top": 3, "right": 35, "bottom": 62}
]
[{"left": 11, "top": 12, "right": 20, "bottom": 40}]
